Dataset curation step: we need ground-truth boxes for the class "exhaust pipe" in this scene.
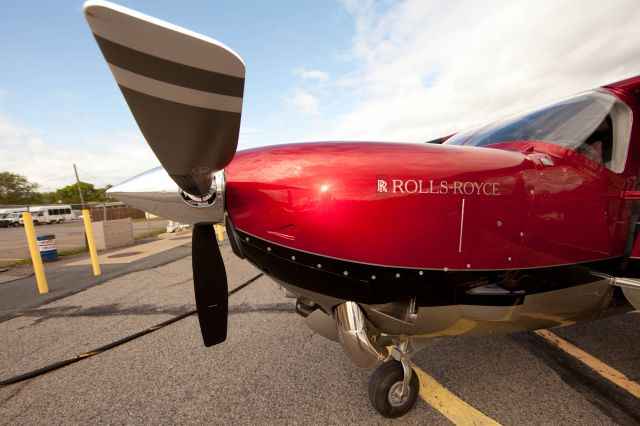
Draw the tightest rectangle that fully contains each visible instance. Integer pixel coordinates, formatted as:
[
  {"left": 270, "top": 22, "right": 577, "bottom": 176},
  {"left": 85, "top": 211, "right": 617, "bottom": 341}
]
[{"left": 335, "top": 302, "right": 388, "bottom": 369}]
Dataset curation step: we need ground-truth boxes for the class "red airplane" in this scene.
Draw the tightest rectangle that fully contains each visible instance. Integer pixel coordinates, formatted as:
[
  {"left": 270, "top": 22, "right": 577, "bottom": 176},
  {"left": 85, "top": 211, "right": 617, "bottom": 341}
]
[{"left": 85, "top": 1, "right": 640, "bottom": 417}]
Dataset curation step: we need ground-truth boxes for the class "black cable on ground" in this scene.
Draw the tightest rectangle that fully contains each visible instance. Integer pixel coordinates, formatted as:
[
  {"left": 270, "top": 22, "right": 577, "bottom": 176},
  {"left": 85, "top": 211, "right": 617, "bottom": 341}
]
[{"left": 0, "top": 273, "right": 263, "bottom": 388}]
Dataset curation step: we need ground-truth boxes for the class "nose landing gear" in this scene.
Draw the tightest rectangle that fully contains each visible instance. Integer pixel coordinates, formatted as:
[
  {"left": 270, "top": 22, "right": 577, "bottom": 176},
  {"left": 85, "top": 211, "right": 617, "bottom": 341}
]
[
  {"left": 368, "top": 340, "right": 420, "bottom": 418},
  {"left": 334, "top": 301, "right": 421, "bottom": 417}
]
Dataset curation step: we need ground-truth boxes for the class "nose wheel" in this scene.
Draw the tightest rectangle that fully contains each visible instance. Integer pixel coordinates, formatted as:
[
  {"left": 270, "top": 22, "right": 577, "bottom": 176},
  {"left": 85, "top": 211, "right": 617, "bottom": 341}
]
[{"left": 368, "top": 342, "right": 420, "bottom": 418}]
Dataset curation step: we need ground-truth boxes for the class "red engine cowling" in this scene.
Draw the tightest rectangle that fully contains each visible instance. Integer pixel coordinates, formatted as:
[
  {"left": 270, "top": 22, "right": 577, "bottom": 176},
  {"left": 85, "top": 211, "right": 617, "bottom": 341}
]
[
  {"left": 227, "top": 140, "right": 629, "bottom": 271},
  {"left": 226, "top": 141, "right": 542, "bottom": 271}
]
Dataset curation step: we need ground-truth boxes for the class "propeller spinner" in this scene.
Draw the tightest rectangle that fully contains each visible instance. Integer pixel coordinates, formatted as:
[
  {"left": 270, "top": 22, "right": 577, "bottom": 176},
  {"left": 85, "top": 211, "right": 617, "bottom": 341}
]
[{"left": 84, "top": 0, "right": 245, "bottom": 346}]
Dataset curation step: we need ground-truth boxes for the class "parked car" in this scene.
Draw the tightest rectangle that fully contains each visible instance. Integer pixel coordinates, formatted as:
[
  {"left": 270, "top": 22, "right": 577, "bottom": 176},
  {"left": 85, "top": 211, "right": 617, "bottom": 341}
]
[{"left": 0, "top": 213, "right": 22, "bottom": 227}]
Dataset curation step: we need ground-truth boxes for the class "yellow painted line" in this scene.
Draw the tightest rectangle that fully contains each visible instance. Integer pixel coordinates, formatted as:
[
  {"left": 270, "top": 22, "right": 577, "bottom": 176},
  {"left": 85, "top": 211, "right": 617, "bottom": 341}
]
[
  {"left": 412, "top": 363, "right": 502, "bottom": 426},
  {"left": 535, "top": 329, "right": 640, "bottom": 399},
  {"left": 0, "top": 258, "right": 24, "bottom": 261}
]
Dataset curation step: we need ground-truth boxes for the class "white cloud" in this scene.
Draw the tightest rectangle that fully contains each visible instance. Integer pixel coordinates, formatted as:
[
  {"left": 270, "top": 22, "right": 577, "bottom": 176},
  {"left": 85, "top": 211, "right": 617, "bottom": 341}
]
[
  {"left": 282, "top": 68, "right": 329, "bottom": 119},
  {"left": 322, "top": 0, "right": 640, "bottom": 141},
  {"left": 292, "top": 68, "right": 329, "bottom": 81},
  {"left": 283, "top": 89, "right": 321, "bottom": 115},
  {"left": 0, "top": 115, "right": 158, "bottom": 191},
  {"left": 0, "top": 116, "right": 26, "bottom": 140}
]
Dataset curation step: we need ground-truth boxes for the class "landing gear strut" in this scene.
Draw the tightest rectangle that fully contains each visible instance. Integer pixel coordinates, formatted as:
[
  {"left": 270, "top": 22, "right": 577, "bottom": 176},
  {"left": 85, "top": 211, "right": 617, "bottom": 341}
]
[
  {"left": 334, "top": 302, "right": 420, "bottom": 417},
  {"left": 368, "top": 340, "right": 419, "bottom": 418}
]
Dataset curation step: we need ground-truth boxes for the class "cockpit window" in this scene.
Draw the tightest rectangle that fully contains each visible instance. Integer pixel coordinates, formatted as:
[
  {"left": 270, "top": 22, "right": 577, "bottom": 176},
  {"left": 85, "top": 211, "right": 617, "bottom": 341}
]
[{"left": 445, "top": 91, "right": 632, "bottom": 173}]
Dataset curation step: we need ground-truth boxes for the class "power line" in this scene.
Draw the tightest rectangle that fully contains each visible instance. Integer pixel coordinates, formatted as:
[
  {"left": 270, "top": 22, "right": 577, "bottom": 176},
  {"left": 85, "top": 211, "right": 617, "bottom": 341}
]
[{"left": 29, "top": 170, "right": 73, "bottom": 181}]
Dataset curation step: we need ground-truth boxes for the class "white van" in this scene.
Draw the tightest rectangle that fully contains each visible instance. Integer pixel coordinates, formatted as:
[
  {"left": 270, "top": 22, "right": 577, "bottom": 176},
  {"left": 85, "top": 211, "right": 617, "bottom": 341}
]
[
  {"left": 0, "top": 208, "right": 28, "bottom": 227},
  {"left": 23, "top": 205, "right": 75, "bottom": 225}
]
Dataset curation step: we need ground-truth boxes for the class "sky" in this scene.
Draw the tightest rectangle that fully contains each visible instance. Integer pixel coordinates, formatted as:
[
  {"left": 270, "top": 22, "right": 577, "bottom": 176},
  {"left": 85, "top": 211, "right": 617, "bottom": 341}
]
[{"left": 1, "top": 0, "right": 640, "bottom": 191}]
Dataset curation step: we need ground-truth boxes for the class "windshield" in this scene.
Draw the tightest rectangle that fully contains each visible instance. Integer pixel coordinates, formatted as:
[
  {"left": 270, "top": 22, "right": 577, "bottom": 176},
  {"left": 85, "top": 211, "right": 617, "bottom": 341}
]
[{"left": 445, "top": 91, "right": 632, "bottom": 173}]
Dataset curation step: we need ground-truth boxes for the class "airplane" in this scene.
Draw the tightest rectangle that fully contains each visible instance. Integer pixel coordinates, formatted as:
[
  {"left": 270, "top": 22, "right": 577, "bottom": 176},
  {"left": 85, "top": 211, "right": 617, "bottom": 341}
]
[{"left": 84, "top": 0, "right": 640, "bottom": 418}]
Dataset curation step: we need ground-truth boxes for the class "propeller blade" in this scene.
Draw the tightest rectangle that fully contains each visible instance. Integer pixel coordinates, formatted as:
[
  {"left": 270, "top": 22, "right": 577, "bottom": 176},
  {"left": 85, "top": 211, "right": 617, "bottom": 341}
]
[
  {"left": 84, "top": 1, "right": 245, "bottom": 197},
  {"left": 192, "top": 224, "right": 228, "bottom": 346}
]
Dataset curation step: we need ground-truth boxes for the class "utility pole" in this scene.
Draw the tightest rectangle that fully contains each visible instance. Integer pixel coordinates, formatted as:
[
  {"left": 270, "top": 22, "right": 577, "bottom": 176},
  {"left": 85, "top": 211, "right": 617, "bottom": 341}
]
[
  {"left": 74, "top": 164, "right": 89, "bottom": 250},
  {"left": 73, "top": 164, "right": 86, "bottom": 210}
]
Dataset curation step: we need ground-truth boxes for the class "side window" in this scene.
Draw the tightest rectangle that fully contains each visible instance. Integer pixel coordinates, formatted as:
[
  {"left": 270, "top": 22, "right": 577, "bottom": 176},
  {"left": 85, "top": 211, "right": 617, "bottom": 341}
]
[
  {"left": 575, "top": 117, "right": 612, "bottom": 167},
  {"left": 609, "top": 100, "right": 633, "bottom": 173},
  {"left": 582, "top": 100, "right": 634, "bottom": 173},
  {"left": 65, "top": 208, "right": 71, "bottom": 214}
]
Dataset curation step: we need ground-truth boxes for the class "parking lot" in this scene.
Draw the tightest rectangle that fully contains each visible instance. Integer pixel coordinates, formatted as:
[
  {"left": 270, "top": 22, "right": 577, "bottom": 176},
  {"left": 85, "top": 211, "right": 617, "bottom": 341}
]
[
  {"left": 0, "top": 237, "right": 639, "bottom": 425},
  {"left": 0, "top": 219, "right": 168, "bottom": 263}
]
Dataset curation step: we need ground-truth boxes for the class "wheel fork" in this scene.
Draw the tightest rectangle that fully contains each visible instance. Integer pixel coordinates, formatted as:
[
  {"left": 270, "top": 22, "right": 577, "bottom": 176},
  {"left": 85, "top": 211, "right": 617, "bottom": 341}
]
[{"left": 389, "top": 339, "right": 414, "bottom": 399}]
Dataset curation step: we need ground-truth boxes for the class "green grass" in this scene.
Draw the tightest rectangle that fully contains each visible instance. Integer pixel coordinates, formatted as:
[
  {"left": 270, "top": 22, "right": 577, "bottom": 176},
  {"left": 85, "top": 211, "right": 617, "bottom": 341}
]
[
  {"left": 0, "top": 246, "right": 89, "bottom": 269},
  {"left": 59, "top": 247, "right": 89, "bottom": 256},
  {"left": 134, "top": 228, "right": 166, "bottom": 239},
  {"left": 0, "top": 258, "right": 32, "bottom": 268}
]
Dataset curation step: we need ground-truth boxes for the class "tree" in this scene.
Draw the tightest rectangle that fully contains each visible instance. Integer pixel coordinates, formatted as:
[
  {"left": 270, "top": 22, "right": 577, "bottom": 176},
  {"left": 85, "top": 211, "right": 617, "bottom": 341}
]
[
  {"left": 56, "top": 182, "right": 106, "bottom": 203},
  {"left": 37, "top": 192, "right": 59, "bottom": 204},
  {"left": 0, "top": 172, "right": 40, "bottom": 205},
  {"left": 54, "top": 181, "right": 112, "bottom": 203}
]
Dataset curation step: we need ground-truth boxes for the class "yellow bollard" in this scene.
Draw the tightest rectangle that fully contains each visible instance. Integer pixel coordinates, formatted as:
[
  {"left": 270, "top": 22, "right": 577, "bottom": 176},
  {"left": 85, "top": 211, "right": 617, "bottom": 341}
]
[
  {"left": 215, "top": 224, "right": 224, "bottom": 242},
  {"left": 22, "top": 213, "right": 49, "bottom": 294},
  {"left": 82, "top": 209, "right": 102, "bottom": 276}
]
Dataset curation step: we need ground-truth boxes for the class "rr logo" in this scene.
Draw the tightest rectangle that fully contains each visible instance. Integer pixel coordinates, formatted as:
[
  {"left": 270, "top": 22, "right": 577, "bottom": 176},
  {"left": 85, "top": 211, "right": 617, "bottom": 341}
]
[{"left": 376, "top": 176, "right": 388, "bottom": 193}]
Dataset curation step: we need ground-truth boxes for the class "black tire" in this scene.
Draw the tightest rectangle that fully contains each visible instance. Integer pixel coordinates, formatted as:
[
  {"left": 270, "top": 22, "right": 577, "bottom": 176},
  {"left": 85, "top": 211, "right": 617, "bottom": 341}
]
[{"left": 368, "top": 360, "right": 420, "bottom": 418}]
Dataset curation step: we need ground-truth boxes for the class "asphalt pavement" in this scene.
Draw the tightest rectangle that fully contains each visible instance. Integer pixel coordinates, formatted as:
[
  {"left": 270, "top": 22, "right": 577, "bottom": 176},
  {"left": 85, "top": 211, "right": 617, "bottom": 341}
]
[
  {"left": 0, "top": 236, "right": 639, "bottom": 425},
  {"left": 0, "top": 242, "right": 191, "bottom": 322}
]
